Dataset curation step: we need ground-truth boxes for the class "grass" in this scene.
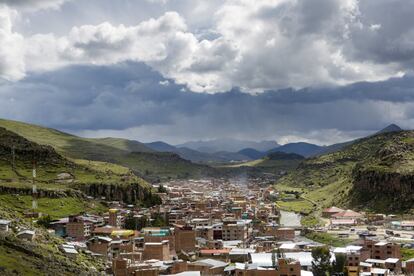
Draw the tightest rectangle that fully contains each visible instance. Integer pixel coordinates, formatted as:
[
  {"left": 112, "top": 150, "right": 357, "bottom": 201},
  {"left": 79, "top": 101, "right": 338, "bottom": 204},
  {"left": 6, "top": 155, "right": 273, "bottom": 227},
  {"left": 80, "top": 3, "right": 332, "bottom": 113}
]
[
  {"left": 301, "top": 215, "right": 323, "bottom": 227},
  {"left": 401, "top": 248, "right": 414, "bottom": 261},
  {"left": 0, "top": 232, "right": 104, "bottom": 275},
  {"left": 0, "top": 194, "right": 106, "bottom": 219},
  {"left": 304, "top": 232, "right": 353, "bottom": 247},
  {"left": 222, "top": 157, "right": 302, "bottom": 173},
  {"left": 225, "top": 159, "right": 264, "bottom": 167},
  {"left": 276, "top": 200, "right": 314, "bottom": 215},
  {"left": 274, "top": 130, "right": 414, "bottom": 214},
  {"left": 0, "top": 118, "right": 212, "bottom": 180},
  {"left": 0, "top": 244, "right": 42, "bottom": 275},
  {"left": 0, "top": 142, "right": 149, "bottom": 188},
  {"left": 73, "top": 159, "right": 131, "bottom": 175}
]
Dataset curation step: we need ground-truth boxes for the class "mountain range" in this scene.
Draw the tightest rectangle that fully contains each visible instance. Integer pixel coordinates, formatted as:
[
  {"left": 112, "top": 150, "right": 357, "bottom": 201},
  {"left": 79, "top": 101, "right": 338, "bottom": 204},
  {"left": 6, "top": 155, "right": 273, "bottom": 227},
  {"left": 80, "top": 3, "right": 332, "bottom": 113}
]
[
  {"left": 144, "top": 124, "right": 403, "bottom": 163},
  {"left": 0, "top": 118, "right": 404, "bottom": 170},
  {"left": 176, "top": 138, "right": 280, "bottom": 153}
]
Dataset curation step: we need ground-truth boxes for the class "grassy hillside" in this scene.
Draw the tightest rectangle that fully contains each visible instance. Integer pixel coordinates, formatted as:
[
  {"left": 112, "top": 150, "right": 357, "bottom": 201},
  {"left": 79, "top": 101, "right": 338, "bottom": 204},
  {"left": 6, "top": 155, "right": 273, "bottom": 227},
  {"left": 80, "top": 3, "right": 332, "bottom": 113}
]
[
  {"left": 0, "top": 124, "right": 148, "bottom": 186},
  {"left": 0, "top": 123, "right": 169, "bottom": 274},
  {"left": 93, "top": 137, "right": 154, "bottom": 153},
  {"left": 224, "top": 152, "right": 304, "bottom": 172},
  {"left": 0, "top": 125, "right": 156, "bottom": 208},
  {"left": 275, "top": 130, "right": 414, "bottom": 214},
  {"left": 0, "top": 119, "right": 214, "bottom": 181},
  {"left": 0, "top": 198, "right": 105, "bottom": 275},
  {"left": 0, "top": 235, "right": 104, "bottom": 275}
]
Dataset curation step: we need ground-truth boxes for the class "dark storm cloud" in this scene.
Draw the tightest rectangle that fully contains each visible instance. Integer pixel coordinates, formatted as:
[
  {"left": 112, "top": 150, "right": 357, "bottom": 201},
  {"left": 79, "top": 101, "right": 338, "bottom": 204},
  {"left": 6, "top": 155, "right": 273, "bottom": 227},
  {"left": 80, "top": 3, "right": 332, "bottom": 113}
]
[
  {"left": 1, "top": 62, "right": 414, "bottom": 144},
  {"left": 345, "top": 0, "right": 414, "bottom": 68}
]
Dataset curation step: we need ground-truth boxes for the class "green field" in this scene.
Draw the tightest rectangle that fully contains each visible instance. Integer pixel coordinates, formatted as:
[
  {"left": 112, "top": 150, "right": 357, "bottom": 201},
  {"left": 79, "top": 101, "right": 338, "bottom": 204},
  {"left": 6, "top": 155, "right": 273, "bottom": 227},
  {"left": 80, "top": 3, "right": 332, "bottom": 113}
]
[
  {"left": 402, "top": 248, "right": 414, "bottom": 261},
  {"left": 0, "top": 245, "right": 44, "bottom": 275},
  {"left": 304, "top": 232, "right": 353, "bottom": 247},
  {"left": 276, "top": 200, "right": 314, "bottom": 215},
  {"left": 0, "top": 194, "right": 106, "bottom": 219}
]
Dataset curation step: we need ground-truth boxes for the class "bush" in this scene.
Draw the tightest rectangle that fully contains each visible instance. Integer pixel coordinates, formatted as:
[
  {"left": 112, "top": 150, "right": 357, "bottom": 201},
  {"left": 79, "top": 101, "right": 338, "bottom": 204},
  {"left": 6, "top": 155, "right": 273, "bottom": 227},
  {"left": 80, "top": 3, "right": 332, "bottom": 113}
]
[{"left": 36, "top": 215, "right": 52, "bottom": 229}]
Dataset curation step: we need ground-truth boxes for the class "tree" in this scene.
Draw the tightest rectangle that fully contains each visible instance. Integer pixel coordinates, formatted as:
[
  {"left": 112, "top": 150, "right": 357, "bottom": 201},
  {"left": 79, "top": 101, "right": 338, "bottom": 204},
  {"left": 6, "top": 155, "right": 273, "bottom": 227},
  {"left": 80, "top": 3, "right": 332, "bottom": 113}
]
[
  {"left": 142, "top": 190, "right": 162, "bottom": 207},
  {"left": 332, "top": 253, "right": 346, "bottom": 275},
  {"left": 157, "top": 185, "right": 167, "bottom": 193},
  {"left": 151, "top": 213, "right": 167, "bottom": 227},
  {"left": 36, "top": 215, "right": 52, "bottom": 229},
  {"left": 311, "top": 246, "right": 332, "bottom": 276},
  {"left": 271, "top": 249, "right": 277, "bottom": 269},
  {"left": 124, "top": 213, "right": 148, "bottom": 231}
]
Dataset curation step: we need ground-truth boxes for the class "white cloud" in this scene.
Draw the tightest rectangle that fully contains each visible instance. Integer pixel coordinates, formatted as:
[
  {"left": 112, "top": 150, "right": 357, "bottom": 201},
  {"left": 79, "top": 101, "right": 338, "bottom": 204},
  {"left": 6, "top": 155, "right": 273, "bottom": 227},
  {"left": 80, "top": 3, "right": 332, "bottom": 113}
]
[
  {"left": 22, "top": 11, "right": 238, "bottom": 92},
  {"left": 0, "top": 0, "right": 413, "bottom": 93},
  {"left": 369, "top": 24, "right": 381, "bottom": 31},
  {"left": 0, "top": 6, "right": 24, "bottom": 81}
]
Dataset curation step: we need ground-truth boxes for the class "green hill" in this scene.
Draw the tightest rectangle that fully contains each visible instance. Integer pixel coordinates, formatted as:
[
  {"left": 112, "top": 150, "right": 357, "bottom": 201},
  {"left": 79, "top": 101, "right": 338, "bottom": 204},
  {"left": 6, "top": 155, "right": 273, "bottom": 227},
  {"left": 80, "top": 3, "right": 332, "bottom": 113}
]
[
  {"left": 0, "top": 124, "right": 153, "bottom": 200},
  {"left": 275, "top": 129, "right": 414, "bottom": 214},
  {"left": 0, "top": 126, "right": 156, "bottom": 275},
  {"left": 0, "top": 119, "right": 214, "bottom": 181},
  {"left": 221, "top": 151, "right": 304, "bottom": 178}
]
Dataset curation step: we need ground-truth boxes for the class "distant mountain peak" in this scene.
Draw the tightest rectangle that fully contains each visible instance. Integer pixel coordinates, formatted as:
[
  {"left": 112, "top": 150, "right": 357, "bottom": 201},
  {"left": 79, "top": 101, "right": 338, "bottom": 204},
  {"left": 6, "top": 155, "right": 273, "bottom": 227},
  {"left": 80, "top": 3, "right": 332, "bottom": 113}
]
[
  {"left": 377, "top": 124, "right": 402, "bottom": 134},
  {"left": 176, "top": 138, "right": 279, "bottom": 153}
]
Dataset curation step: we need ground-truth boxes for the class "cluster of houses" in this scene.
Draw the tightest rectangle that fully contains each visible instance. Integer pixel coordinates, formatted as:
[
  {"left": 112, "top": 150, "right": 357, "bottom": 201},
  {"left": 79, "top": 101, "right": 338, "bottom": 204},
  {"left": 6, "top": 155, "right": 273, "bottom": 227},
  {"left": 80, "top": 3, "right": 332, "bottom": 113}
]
[
  {"left": 2, "top": 178, "right": 414, "bottom": 275},
  {"left": 0, "top": 218, "right": 36, "bottom": 241},
  {"left": 322, "top": 206, "right": 414, "bottom": 275}
]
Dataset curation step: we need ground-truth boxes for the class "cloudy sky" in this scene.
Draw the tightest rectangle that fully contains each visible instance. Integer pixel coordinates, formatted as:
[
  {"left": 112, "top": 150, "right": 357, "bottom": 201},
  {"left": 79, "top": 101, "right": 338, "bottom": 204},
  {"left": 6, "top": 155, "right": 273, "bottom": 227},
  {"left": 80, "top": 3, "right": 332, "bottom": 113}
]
[{"left": 0, "top": 0, "right": 413, "bottom": 145}]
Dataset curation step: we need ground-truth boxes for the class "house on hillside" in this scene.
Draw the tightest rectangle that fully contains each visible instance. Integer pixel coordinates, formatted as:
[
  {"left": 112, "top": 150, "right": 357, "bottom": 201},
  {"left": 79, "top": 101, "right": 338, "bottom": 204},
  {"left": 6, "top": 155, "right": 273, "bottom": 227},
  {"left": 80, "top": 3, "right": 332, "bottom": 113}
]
[
  {"left": 331, "top": 209, "right": 364, "bottom": 222},
  {"left": 0, "top": 219, "right": 11, "bottom": 232},
  {"left": 322, "top": 206, "right": 344, "bottom": 218},
  {"left": 17, "top": 230, "right": 35, "bottom": 241}
]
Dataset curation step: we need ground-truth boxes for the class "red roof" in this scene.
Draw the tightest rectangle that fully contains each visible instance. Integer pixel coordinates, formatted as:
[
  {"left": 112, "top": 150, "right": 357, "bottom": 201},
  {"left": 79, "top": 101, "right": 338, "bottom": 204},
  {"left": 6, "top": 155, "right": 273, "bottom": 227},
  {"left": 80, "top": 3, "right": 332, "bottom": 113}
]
[
  {"left": 323, "top": 206, "right": 344, "bottom": 213},
  {"left": 332, "top": 209, "right": 363, "bottom": 218}
]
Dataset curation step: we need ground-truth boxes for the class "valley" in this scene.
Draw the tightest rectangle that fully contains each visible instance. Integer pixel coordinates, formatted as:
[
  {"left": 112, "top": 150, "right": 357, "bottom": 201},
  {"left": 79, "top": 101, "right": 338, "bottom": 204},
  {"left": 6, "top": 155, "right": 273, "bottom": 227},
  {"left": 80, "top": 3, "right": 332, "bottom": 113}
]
[{"left": 0, "top": 119, "right": 413, "bottom": 275}]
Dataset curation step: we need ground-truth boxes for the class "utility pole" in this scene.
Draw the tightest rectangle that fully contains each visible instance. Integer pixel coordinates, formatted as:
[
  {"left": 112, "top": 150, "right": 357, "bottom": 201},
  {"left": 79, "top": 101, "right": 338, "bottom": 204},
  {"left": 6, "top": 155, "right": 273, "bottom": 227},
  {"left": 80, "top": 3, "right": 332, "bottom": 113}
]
[
  {"left": 32, "top": 161, "right": 38, "bottom": 212},
  {"left": 11, "top": 145, "right": 15, "bottom": 171}
]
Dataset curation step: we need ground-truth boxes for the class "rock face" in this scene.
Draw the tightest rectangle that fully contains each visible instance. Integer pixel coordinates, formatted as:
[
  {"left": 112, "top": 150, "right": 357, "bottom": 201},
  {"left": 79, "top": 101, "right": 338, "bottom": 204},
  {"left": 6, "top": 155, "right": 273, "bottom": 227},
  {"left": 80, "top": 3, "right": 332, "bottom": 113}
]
[
  {"left": 79, "top": 183, "right": 146, "bottom": 204},
  {"left": 0, "top": 182, "right": 149, "bottom": 204},
  {"left": 0, "top": 185, "right": 83, "bottom": 198},
  {"left": 351, "top": 169, "right": 414, "bottom": 210}
]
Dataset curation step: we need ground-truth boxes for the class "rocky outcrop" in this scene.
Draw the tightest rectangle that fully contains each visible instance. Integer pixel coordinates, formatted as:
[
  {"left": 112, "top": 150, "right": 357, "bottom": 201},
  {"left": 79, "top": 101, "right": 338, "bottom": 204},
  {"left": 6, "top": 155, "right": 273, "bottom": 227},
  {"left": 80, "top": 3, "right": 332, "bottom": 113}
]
[
  {"left": 0, "top": 185, "right": 83, "bottom": 198},
  {"left": 0, "top": 182, "right": 150, "bottom": 204},
  {"left": 78, "top": 183, "right": 147, "bottom": 204},
  {"left": 351, "top": 168, "right": 414, "bottom": 210}
]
